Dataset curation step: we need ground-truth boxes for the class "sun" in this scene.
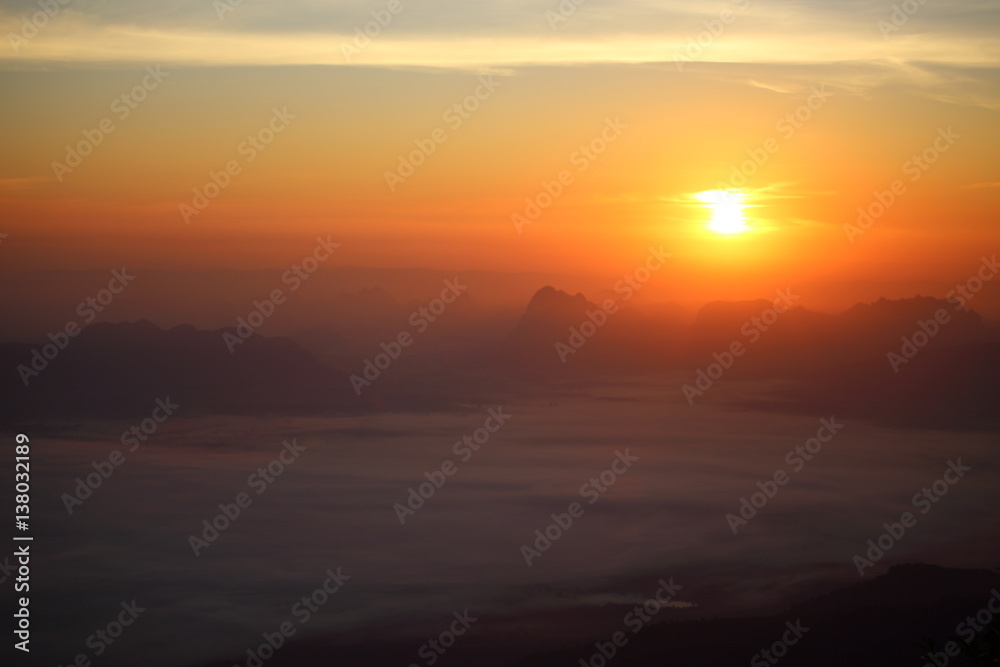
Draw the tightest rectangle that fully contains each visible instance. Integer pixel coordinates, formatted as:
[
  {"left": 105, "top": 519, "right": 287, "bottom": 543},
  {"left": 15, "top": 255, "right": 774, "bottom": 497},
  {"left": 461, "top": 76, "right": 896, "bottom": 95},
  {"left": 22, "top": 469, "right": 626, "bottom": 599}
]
[{"left": 695, "top": 190, "right": 749, "bottom": 234}]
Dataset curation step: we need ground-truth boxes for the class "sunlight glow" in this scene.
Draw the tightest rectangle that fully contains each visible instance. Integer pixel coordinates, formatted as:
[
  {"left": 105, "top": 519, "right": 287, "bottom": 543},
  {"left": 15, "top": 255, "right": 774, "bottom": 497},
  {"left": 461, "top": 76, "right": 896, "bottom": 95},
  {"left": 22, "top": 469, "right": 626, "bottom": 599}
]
[{"left": 695, "top": 190, "right": 749, "bottom": 234}]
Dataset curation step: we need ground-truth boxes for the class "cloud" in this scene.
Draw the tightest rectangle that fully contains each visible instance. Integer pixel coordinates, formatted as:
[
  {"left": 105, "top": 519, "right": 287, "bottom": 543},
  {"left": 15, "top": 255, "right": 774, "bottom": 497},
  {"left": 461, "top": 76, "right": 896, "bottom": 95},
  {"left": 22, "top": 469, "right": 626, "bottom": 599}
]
[{"left": 0, "top": 1, "right": 998, "bottom": 68}]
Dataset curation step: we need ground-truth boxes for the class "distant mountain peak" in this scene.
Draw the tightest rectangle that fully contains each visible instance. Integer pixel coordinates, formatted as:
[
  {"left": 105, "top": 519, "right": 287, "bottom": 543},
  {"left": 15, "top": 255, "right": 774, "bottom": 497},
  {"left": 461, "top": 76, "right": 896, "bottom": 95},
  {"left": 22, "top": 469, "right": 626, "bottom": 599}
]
[{"left": 525, "top": 286, "right": 593, "bottom": 313}]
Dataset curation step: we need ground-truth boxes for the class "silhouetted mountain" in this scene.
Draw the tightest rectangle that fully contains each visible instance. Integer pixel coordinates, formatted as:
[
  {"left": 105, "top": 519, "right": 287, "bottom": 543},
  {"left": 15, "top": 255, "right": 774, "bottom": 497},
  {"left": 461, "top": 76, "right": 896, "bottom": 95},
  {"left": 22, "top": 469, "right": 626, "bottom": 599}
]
[
  {"left": 503, "top": 286, "right": 595, "bottom": 355},
  {"left": 493, "top": 290, "right": 1000, "bottom": 429},
  {"left": 686, "top": 295, "right": 998, "bottom": 377},
  {"left": 0, "top": 320, "right": 361, "bottom": 419},
  {"left": 6, "top": 293, "right": 996, "bottom": 429},
  {"left": 0, "top": 267, "right": 606, "bottom": 342},
  {"left": 288, "top": 326, "right": 371, "bottom": 369},
  {"left": 830, "top": 295, "right": 997, "bottom": 356},
  {"left": 500, "top": 290, "right": 997, "bottom": 379},
  {"left": 497, "top": 286, "right": 685, "bottom": 373}
]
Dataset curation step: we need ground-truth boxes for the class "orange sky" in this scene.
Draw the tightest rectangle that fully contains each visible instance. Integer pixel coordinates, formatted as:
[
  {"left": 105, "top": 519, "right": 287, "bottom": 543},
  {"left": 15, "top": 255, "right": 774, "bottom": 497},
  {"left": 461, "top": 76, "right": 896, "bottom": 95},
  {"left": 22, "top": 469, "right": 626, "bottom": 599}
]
[{"left": 1, "top": 2, "right": 998, "bottom": 311}]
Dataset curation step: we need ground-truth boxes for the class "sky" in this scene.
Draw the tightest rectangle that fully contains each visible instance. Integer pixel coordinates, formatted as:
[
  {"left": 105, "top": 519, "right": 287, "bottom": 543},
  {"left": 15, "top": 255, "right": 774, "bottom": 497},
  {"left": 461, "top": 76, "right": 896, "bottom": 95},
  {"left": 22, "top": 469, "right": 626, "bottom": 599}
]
[
  {"left": 3, "top": 6, "right": 1000, "bottom": 663},
  {"left": 1, "top": 0, "right": 998, "bottom": 308}
]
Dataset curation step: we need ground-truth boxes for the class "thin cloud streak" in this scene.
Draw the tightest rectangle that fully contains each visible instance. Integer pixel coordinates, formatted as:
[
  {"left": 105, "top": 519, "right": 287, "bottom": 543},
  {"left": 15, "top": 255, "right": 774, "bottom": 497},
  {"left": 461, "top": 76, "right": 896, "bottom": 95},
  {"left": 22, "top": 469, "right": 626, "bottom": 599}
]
[{"left": 1, "top": 13, "right": 998, "bottom": 69}]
